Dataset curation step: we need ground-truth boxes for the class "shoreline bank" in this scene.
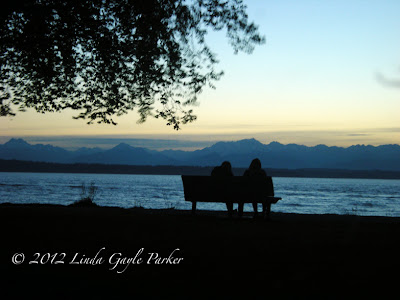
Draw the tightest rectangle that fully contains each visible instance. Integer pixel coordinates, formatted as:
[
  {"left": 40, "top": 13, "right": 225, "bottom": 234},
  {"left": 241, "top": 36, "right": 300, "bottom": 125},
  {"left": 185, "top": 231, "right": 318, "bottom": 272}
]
[{"left": 1, "top": 204, "right": 400, "bottom": 298}]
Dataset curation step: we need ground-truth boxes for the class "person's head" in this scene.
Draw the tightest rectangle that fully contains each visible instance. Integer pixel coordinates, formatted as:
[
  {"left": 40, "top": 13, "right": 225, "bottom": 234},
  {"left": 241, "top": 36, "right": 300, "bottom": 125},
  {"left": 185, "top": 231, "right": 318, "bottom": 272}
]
[
  {"left": 249, "top": 158, "right": 261, "bottom": 170},
  {"left": 221, "top": 161, "right": 232, "bottom": 171}
]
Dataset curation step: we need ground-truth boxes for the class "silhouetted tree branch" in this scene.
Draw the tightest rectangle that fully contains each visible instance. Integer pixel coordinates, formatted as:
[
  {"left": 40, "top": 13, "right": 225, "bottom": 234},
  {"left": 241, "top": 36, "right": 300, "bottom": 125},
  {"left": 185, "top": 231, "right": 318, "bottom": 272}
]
[{"left": 0, "top": 0, "right": 265, "bottom": 129}]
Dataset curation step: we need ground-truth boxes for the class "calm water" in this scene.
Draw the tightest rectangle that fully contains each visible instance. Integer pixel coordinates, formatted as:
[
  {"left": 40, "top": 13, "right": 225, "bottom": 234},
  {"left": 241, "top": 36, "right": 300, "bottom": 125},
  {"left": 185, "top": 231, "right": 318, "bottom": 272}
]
[{"left": 1, "top": 172, "right": 400, "bottom": 217}]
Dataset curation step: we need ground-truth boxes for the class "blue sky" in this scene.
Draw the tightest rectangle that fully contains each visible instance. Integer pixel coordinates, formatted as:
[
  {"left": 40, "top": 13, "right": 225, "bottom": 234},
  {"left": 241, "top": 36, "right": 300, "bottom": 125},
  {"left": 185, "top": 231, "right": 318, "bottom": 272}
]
[{"left": 0, "top": 0, "right": 399, "bottom": 150}]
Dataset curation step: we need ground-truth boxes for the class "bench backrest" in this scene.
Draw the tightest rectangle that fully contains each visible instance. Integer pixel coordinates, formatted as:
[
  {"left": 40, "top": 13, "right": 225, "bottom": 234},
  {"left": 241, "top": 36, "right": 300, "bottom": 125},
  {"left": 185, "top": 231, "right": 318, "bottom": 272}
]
[{"left": 181, "top": 175, "right": 275, "bottom": 203}]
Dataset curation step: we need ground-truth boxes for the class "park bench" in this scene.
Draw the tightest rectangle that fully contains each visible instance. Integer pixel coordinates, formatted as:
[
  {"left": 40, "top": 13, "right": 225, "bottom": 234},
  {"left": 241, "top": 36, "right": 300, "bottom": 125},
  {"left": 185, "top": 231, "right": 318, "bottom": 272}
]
[{"left": 181, "top": 175, "right": 282, "bottom": 219}]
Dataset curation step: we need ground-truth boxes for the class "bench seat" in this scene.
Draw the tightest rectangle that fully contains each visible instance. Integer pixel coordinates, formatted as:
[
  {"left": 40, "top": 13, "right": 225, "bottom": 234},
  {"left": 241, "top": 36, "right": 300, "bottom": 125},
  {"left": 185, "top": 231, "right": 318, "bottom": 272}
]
[{"left": 181, "top": 175, "right": 282, "bottom": 218}]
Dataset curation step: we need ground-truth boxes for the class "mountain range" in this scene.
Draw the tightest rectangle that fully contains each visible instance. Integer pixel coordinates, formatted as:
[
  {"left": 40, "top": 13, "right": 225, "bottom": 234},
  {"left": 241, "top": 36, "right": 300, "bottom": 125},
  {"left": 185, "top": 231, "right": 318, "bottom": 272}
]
[{"left": 1, "top": 138, "right": 400, "bottom": 171}]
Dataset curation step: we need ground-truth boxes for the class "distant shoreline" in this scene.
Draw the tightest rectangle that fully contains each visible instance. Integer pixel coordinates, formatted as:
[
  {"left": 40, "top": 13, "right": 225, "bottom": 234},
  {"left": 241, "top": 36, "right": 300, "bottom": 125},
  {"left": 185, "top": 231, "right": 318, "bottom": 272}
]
[{"left": 1, "top": 159, "right": 400, "bottom": 179}]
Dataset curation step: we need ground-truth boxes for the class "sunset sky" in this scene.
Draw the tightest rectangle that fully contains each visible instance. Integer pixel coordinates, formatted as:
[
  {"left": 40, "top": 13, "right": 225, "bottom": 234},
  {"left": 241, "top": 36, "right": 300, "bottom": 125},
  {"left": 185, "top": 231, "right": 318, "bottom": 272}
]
[{"left": 1, "top": 0, "right": 399, "bottom": 150}]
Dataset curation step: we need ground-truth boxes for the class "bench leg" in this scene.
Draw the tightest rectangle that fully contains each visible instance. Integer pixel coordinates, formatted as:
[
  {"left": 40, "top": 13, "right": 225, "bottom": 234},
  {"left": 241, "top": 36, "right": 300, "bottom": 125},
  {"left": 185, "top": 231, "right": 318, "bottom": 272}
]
[
  {"left": 253, "top": 202, "right": 258, "bottom": 218},
  {"left": 238, "top": 202, "right": 244, "bottom": 218},
  {"left": 226, "top": 202, "right": 233, "bottom": 218},
  {"left": 265, "top": 202, "right": 271, "bottom": 220},
  {"left": 191, "top": 201, "right": 197, "bottom": 215},
  {"left": 261, "top": 201, "right": 271, "bottom": 220}
]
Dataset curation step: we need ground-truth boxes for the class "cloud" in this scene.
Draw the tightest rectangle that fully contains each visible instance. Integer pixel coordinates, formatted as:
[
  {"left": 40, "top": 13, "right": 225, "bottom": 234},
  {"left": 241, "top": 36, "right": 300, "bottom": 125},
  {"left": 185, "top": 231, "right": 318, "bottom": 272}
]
[
  {"left": 376, "top": 72, "right": 400, "bottom": 88},
  {"left": 346, "top": 133, "right": 370, "bottom": 137},
  {"left": 374, "top": 127, "right": 400, "bottom": 133}
]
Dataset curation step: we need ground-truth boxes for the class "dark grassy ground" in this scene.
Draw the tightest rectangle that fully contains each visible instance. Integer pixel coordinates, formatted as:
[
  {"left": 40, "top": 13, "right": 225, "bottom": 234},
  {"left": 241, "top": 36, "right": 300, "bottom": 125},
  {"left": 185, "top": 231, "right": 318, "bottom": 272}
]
[{"left": 1, "top": 204, "right": 400, "bottom": 299}]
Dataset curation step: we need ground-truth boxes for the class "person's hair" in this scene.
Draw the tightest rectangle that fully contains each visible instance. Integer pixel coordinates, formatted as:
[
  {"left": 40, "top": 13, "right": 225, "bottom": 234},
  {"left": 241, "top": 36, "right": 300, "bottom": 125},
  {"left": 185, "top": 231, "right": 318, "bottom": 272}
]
[
  {"left": 221, "top": 161, "right": 232, "bottom": 170},
  {"left": 249, "top": 158, "right": 261, "bottom": 170}
]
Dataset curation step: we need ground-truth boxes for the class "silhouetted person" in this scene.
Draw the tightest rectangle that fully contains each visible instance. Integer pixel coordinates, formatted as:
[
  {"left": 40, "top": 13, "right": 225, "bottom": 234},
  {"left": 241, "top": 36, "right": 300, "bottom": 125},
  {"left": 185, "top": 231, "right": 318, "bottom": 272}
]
[
  {"left": 239, "top": 158, "right": 267, "bottom": 217},
  {"left": 211, "top": 161, "right": 234, "bottom": 217}
]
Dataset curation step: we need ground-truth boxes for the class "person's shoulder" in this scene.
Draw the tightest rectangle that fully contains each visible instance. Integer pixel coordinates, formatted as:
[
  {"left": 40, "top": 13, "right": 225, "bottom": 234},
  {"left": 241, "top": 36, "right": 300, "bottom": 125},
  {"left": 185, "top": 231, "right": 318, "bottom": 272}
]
[{"left": 211, "top": 166, "right": 220, "bottom": 176}]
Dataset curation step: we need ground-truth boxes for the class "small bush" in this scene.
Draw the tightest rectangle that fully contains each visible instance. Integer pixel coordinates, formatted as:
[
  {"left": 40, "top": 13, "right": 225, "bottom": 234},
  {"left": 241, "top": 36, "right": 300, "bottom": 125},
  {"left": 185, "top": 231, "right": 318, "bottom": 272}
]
[
  {"left": 69, "top": 197, "right": 98, "bottom": 207},
  {"left": 70, "top": 182, "right": 98, "bottom": 207}
]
